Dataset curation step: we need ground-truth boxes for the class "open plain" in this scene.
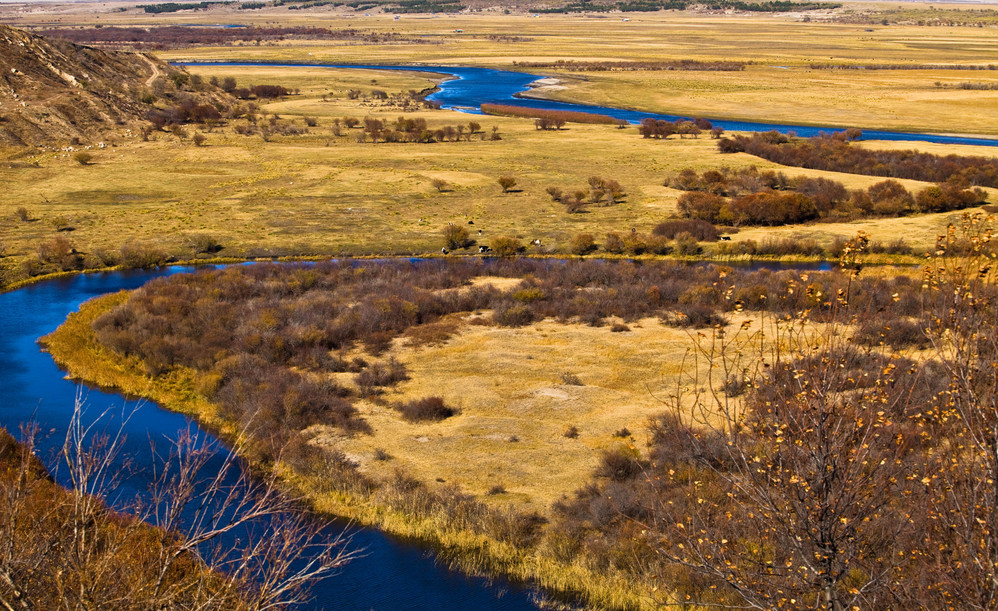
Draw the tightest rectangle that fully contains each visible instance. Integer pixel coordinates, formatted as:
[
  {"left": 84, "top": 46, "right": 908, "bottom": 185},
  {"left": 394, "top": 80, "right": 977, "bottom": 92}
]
[{"left": 2, "top": 1, "right": 998, "bottom": 608}]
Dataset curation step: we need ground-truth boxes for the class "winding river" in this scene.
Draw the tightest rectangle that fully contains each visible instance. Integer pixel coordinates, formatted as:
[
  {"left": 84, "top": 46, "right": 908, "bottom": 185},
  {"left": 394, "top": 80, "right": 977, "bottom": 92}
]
[
  {"left": 179, "top": 62, "right": 998, "bottom": 147},
  {"left": 0, "top": 267, "right": 543, "bottom": 611},
  {"left": 6, "top": 59, "right": 991, "bottom": 610}
]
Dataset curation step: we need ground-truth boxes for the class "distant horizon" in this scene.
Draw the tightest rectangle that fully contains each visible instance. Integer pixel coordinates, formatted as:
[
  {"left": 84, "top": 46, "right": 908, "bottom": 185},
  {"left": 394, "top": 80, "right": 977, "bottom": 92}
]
[{"left": 2, "top": 0, "right": 998, "bottom": 4}]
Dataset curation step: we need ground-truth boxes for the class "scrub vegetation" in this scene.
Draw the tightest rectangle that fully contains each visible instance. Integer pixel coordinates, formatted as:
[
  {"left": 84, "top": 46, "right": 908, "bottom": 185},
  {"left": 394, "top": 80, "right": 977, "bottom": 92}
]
[{"left": 40, "top": 220, "right": 998, "bottom": 607}]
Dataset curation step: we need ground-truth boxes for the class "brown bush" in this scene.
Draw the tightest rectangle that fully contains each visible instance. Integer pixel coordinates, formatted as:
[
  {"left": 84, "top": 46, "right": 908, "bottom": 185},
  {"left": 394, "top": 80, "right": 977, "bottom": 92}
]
[{"left": 394, "top": 396, "right": 458, "bottom": 422}]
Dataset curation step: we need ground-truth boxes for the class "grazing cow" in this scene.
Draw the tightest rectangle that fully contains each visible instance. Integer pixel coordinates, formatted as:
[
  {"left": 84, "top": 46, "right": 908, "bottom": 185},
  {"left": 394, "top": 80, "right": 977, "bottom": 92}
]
[
  {"left": 468, "top": 220, "right": 474, "bottom": 225},
  {"left": 441, "top": 248, "right": 449, "bottom": 254},
  {"left": 720, "top": 236, "right": 731, "bottom": 241},
  {"left": 479, "top": 245, "right": 491, "bottom": 253}
]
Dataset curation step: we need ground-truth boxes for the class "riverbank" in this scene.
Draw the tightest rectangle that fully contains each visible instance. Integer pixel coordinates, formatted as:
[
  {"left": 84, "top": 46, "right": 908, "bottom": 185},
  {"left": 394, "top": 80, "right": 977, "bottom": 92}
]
[{"left": 40, "top": 292, "right": 658, "bottom": 611}]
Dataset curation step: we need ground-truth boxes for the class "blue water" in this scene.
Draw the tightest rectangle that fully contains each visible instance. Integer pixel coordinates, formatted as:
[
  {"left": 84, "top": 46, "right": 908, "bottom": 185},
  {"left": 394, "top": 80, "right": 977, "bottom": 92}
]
[
  {"left": 177, "top": 61, "right": 998, "bottom": 147},
  {"left": 0, "top": 268, "right": 543, "bottom": 611}
]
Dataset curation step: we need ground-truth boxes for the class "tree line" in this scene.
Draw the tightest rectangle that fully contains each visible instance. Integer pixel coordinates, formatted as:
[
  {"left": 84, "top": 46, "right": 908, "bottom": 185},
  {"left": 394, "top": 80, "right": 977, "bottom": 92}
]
[
  {"left": 671, "top": 165, "right": 987, "bottom": 225},
  {"left": 719, "top": 130, "right": 998, "bottom": 187},
  {"left": 511, "top": 59, "right": 747, "bottom": 71},
  {"left": 39, "top": 26, "right": 427, "bottom": 49},
  {"left": 345, "top": 116, "right": 498, "bottom": 143},
  {"left": 536, "top": 0, "right": 839, "bottom": 13}
]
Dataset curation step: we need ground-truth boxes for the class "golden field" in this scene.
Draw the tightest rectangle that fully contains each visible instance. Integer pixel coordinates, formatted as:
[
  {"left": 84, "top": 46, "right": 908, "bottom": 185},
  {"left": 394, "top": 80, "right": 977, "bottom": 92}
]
[{"left": 1, "top": 62, "right": 994, "bottom": 276}]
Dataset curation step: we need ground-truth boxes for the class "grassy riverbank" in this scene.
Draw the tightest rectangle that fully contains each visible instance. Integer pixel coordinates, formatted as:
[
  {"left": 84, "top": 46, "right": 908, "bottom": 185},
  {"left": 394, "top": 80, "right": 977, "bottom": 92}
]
[{"left": 40, "top": 292, "right": 659, "bottom": 610}]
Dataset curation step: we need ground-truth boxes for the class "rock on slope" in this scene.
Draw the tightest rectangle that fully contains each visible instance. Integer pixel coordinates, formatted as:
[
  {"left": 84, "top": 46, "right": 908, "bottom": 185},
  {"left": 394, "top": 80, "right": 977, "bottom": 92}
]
[{"left": 0, "top": 24, "right": 168, "bottom": 147}]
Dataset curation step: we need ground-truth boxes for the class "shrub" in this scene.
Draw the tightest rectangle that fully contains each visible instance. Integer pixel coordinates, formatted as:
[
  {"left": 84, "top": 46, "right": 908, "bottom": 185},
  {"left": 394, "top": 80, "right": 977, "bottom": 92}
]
[
  {"left": 667, "top": 303, "right": 726, "bottom": 328},
  {"left": 186, "top": 233, "right": 222, "bottom": 254},
  {"left": 50, "top": 215, "right": 72, "bottom": 231},
  {"left": 395, "top": 396, "right": 457, "bottom": 422},
  {"left": 596, "top": 448, "right": 642, "bottom": 481},
  {"left": 570, "top": 233, "right": 597, "bottom": 255},
  {"left": 15, "top": 206, "right": 29, "bottom": 222},
  {"left": 854, "top": 318, "right": 931, "bottom": 349},
  {"left": 119, "top": 241, "right": 169, "bottom": 268},
  {"left": 604, "top": 232, "right": 625, "bottom": 254},
  {"left": 35, "top": 235, "right": 83, "bottom": 271},
  {"left": 564, "top": 425, "right": 580, "bottom": 438},
  {"left": 490, "top": 236, "right": 523, "bottom": 257},
  {"left": 492, "top": 303, "right": 534, "bottom": 327},
  {"left": 355, "top": 358, "right": 409, "bottom": 395},
  {"left": 497, "top": 175, "right": 517, "bottom": 193},
  {"left": 560, "top": 372, "right": 583, "bottom": 386},
  {"left": 677, "top": 192, "right": 726, "bottom": 222},
  {"left": 442, "top": 225, "right": 473, "bottom": 250},
  {"left": 674, "top": 232, "right": 702, "bottom": 256}
]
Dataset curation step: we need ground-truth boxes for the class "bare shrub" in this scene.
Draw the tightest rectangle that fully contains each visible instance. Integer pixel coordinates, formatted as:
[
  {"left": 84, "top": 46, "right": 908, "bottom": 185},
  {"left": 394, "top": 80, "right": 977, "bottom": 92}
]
[
  {"left": 355, "top": 358, "right": 409, "bottom": 396},
  {"left": 596, "top": 448, "right": 642, "bottom": 481},
  {"left": 394, "top": 396, "right": 457, "bottom": 423}
]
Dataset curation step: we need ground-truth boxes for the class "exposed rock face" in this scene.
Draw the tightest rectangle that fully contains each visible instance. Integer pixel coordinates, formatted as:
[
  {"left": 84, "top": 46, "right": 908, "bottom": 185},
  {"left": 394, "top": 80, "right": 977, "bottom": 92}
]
[{"left": 0, "top": 24, "right": 166, "bottom": 147}]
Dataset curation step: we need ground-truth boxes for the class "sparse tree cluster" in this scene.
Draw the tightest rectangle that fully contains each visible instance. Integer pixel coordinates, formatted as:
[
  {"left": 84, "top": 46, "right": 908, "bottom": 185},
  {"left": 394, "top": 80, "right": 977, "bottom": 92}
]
[
  {"left": 638, "top": 117, "right": 714, "bottom": 139},
  {"left": 341, "top": 117, "right": 494, "bottom": 144},
  {"left": 546, "top": 176, "right": 625, "bottom": 212}
]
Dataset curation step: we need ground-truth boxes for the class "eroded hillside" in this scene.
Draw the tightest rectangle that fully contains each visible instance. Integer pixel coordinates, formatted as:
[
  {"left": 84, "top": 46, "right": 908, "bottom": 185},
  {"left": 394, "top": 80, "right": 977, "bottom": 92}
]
[{"left": 0, "top": 24, "right": 177, "bottom": 146}]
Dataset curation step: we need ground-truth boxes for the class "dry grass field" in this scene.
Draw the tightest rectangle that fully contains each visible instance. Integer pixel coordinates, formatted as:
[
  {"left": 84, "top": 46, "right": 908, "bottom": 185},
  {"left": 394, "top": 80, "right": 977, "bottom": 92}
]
[
  {"left": 159, "top": 15, "right": 998, "bottom": 136},
  {"left": 324, "top": 315, "right": 714, "bottom": 508},
  {"left": 6, "top": 4, "right": 993, "bottom": 132},
  {"left": 0, "top": 4, "right": 995, "bottom": 281},
  {"left": 1, "top": 61, "right": 993, "bottom": 275}
]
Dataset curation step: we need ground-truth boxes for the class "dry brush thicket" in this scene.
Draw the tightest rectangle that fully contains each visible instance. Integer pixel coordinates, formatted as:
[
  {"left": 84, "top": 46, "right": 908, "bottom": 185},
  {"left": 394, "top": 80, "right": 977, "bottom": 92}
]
[
  {"left": 670, "top": 165, "right": 987, "bottom": 226},
  {"left": 719, "top": 131, "right": 998, "bottom": 187},
  {"left": 75, "top": 220, "right": 998, "bottom": 606},
  {"left": 549, "top": 217, "right": 998, "bottom": 608}
]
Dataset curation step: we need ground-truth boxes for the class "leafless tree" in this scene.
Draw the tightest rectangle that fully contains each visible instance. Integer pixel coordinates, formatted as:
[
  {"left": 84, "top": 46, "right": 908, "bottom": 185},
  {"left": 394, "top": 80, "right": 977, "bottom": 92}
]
[{"left": 0, "top": 389, "right": 355, "bottom": 610}]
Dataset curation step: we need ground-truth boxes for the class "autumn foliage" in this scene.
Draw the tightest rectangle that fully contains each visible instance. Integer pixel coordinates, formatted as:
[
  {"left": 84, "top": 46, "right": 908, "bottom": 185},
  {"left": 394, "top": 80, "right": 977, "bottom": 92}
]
[
  {"left": 548, "top": 218, "right": 998, "bottom": 608},
  {"left": 671, "top": 165, "right": 987, "bottom": 225},
  {"left": 720, "top": 131, "right": 998, "bottom": 187}
]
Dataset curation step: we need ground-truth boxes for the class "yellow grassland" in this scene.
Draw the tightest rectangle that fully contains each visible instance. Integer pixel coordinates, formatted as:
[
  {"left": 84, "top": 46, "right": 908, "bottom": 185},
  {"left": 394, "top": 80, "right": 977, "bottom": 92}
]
[{"left": 1, "top": 66, "right": 992, "bottom": 276}]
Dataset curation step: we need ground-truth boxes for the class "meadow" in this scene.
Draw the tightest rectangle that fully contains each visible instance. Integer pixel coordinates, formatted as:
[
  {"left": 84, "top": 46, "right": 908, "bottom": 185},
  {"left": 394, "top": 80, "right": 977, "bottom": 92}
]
[
  {"left": 1, "top": 59, "right": 994, "bottom": 287},
  {"left": 3, "top": 2, "right": 998, "bottom": 607}
]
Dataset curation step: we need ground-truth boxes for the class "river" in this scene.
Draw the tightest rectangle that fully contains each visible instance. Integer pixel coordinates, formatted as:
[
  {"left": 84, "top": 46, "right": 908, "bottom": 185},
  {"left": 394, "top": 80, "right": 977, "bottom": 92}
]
[
  {"left": 0, "top": 267, "right": 543, "bottom": 611},
  {"left": 177, "top": 62, "right": 998, "bottom": 148}
]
